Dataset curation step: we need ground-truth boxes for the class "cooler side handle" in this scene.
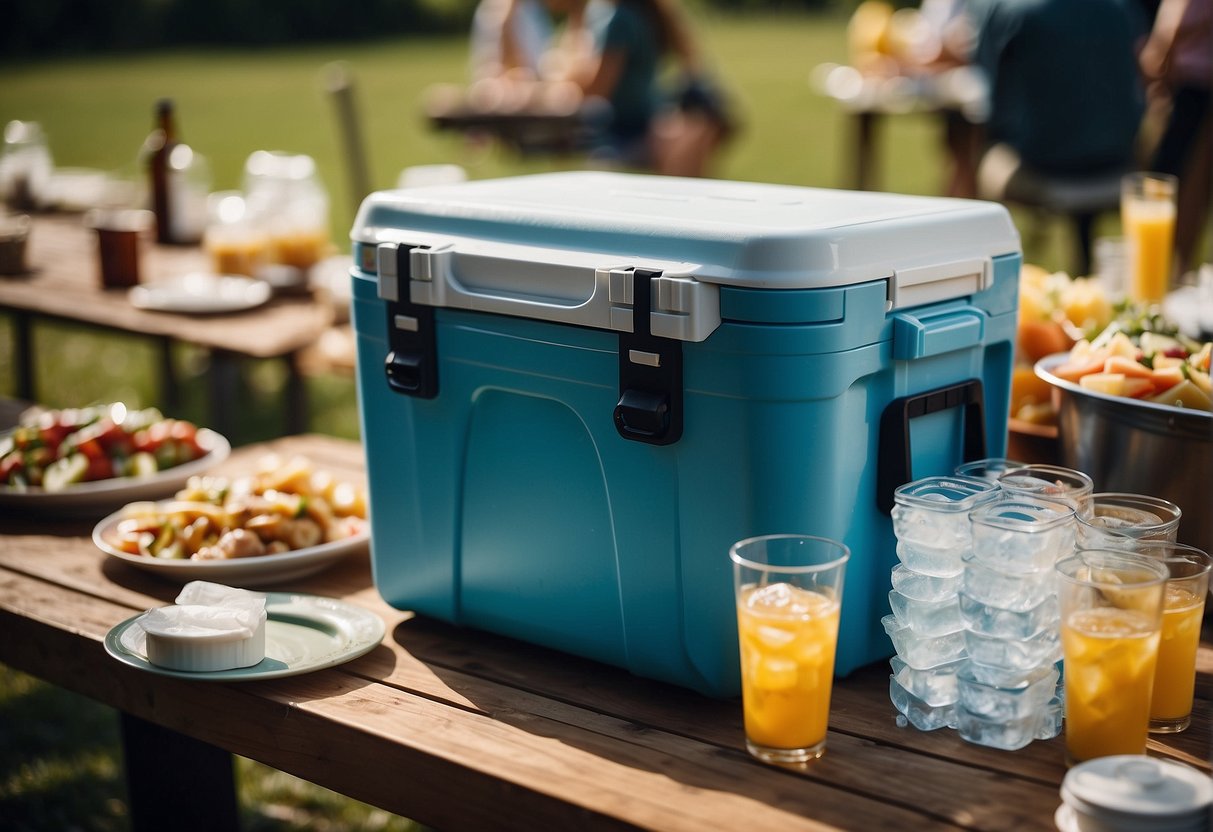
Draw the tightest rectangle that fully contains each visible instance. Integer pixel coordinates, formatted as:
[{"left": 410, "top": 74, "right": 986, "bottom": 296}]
[{"left": 876, "top": 380, "right": 987, "bottom": 513}]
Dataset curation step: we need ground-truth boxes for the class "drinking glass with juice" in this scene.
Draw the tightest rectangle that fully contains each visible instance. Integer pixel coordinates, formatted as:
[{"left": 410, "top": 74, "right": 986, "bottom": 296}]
[
  {"left": 1124, "top": 542, "right": 1211, "bottom": 733},
  {"left": 1056, "top": 551, "right": 1168, "bottom": 764},
  {"left": 731, "top": 534, "right": 848, "bottom": 765},
  {"left": 1121, "top": 172, "right": 1176, "bottom": 305}
]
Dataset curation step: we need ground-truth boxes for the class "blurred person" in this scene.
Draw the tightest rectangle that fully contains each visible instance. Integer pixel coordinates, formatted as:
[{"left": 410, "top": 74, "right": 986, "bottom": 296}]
[
  {"left": 555, "top": 0, "right": 733, "bottom": 176},
  {"left": 971, "top": 0, "right": 1148, "bottom": 269},
  {"left": 1139, "top": 0, "right": 1211, "bottom": 276},
  {"left": 470, "top": 0, "right": 555, "bottom": 82}
]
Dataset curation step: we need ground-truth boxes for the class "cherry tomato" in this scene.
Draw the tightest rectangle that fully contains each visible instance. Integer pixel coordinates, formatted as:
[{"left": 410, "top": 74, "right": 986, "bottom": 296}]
[
  {"left": 0, "top": 451, "right": 23, "bottom": 483},
  {"left": 84, "top": 455, "right": 114, "bottom": 482}
]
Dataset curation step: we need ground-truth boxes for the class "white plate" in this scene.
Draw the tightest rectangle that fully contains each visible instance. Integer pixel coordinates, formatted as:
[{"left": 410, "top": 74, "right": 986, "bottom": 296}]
[
  {"left": 0, "top": 428, "right": 230, "bottom": 515},
  {"left": 104, "top": 592, "right": 385, "bottom": 680},
  {"left": 129, "top": 272, "right": 271, "bottom": 314},
  {"left": 93, "top": 505, "right": 369, "bottom": 587}
]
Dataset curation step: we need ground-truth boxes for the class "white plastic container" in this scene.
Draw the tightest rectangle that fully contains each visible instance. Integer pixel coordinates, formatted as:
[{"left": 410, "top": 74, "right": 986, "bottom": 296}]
[{"left": 1057, "top": 755, "right": 1213, "bottom": 832}]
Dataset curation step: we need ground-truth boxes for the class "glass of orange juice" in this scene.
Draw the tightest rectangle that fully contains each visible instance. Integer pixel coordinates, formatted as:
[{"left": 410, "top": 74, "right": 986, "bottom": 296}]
[
  {"left": 1056, "top": 550, "right": 1168, "bottom": 765},
  {"left": 1121, "top": 542, "right": 1211, "bottom": 734},
  {"left": 1121, "top": 172, "right": 1177, "bottom": 305},
  {"left": 730, "top": 534, "right": 849, "bottom": 765}
]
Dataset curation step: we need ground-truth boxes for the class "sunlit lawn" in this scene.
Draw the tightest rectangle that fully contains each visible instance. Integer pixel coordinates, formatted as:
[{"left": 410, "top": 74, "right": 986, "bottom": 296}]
[{"left": 0, "top": 10, "right": 1116, "bottom": 831}]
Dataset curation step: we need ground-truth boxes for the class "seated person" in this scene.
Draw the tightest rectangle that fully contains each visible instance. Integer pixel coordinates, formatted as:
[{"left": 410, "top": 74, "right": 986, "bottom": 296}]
[
  {"left": 555, "top": 0, "right": 733, "bottom": 176},
  {"left": 970, "top": 0, "right": 1148, "bottom": 201},
  {"left": 470, "top": 0, "right": 555, "bottom": 81}
]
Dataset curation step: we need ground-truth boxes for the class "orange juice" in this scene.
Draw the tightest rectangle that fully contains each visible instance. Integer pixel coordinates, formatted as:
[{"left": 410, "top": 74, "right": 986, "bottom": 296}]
[
  {"left": 206, "top": 234, "right": 267, "bottom": 277},
  {"left": 1123, "top": 198, "right": 1175, "bottom": 305},
  {"left": 737, "top": 583, "right": 840, "bottom": 754},
  {"left": 269, "top": 228, "right": 331, "bottom": 270},
  {"left": 1062, "top": 606, "right": 1160, "bottom": 762},
  {"left": 1149, "top": 585, "right": 1205, "bottom": 723}
]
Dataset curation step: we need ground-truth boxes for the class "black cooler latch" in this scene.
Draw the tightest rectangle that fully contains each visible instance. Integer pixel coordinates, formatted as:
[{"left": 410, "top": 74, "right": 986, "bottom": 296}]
[
  {"left": 876, "top": 379, "right": 987, "bottom": 513},
  {"left": 378, "top": 242, "right": 438, "bottom": 399},
  {"left": 614, "top": 268, "right": 683, "bottom": 445}
]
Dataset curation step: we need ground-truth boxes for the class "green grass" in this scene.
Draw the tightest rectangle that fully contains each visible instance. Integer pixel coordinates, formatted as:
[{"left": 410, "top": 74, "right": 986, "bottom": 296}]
[{"left": 0, "top": 665, "right": 426, "bottom": 832}]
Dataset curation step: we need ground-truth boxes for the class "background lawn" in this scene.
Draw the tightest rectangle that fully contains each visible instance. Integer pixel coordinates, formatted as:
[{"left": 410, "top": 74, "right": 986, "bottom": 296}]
[{"left": 0, "top": 10, "right": 1176, "bottom": 831}]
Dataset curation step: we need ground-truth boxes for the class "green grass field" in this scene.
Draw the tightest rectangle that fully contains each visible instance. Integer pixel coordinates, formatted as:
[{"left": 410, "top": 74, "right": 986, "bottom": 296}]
[{"left": 0, "top": 11, "right": 1135, "bottom": 830}]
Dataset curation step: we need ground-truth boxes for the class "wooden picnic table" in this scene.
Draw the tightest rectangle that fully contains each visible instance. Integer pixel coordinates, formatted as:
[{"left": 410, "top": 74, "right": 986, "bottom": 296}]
[
  {"left": 1, "top": 433, "right": 1209, "bottom": 831},
  {"left": 0, "top": 214, "right": 339, "bottom": 437}
]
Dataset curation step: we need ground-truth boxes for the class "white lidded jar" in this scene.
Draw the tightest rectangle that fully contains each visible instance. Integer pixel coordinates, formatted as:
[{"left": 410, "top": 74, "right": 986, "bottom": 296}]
[{"left": 1057, "top": 755, "right": 1213, "bottom": 832}]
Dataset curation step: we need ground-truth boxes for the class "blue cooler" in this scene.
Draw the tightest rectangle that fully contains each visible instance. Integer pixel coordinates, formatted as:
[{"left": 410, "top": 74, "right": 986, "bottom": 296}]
[{"left": 350, "top": 171, "right": 1020, "bottom": 696}]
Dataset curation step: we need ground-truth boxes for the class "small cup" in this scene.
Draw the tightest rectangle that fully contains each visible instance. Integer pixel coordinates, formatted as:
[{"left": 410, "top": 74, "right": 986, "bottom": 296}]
[
  {"left": 1056, "top": 550, "right": 1168, "bottom": 765},
  {"left": 1076, "top": 493, "right": 1182, "bottom": 550},
  {"left": 731, "top": 534, "right": 849, "bottom": 765},
  {"left": 0, "top": 213, "right": 30, "bottom": 275},
  {"left": 86, "top": 208, "right": 152, "bottom": 289}
]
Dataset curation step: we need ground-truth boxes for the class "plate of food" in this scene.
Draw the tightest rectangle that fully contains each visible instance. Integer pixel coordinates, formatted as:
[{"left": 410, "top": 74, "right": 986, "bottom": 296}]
[
  {"left": 0, "top": 403, "right": 230, "bottom": 514},
  {"left": 92, "top": 454, "right": 369, "bottom": 587}
]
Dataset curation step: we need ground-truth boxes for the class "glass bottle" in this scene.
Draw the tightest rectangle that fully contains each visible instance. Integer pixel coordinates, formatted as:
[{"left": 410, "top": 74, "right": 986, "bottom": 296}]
[{"left": 146, "top": 99, "right": 178, "bottom": 244}]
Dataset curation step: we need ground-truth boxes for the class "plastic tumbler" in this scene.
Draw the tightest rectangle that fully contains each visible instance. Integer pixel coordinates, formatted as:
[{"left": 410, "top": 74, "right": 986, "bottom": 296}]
[
  {"left": 730, "top": 534, "right": 849, "bottom": 764},
  {"left": 1075, "top": 493, "right": 1182, "bottom": 551},
  {"left": 1056, "top": 551, "right": 1168, "bottom": 764},
  {"left": 1126, "top": 542, "right": 1210, "bottom": 734}
]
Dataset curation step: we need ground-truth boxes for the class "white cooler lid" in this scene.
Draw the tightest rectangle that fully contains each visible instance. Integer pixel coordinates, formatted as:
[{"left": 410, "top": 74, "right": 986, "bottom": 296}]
[{"left": 352, "top": 171, "right": 1020, "bottom": 291}]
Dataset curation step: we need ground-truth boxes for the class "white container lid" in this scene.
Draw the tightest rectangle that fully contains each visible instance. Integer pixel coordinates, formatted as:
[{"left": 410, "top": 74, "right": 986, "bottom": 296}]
[
  {"left": 352, "top": 171, "right": 1020, "bottom": 291},
  {"left": 1060, "top": 755, "right": 1213, "bottom": 832}
]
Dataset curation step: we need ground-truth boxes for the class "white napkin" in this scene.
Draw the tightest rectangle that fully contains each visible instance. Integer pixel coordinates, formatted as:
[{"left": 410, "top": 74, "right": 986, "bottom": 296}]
[{"left": 121, "top": 581, "right": 267, "bottom": 656}]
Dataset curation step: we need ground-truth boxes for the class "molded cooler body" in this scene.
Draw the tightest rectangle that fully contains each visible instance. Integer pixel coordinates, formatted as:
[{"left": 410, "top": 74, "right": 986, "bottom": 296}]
[{"left": 350, "top": 172, "right": 1021, "bottom": 696}]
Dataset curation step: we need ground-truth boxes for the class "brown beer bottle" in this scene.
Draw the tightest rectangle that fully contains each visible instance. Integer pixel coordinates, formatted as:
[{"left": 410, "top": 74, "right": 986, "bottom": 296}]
[{"left": 146, "top": 99, "right": 178, "bottom": 244}]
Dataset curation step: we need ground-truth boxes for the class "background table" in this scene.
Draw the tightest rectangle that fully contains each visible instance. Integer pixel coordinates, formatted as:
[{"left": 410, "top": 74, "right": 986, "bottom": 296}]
[
  {"left": 1, "top": 435, "right": 1209, "bottom": 831},
  {"left": 0, "top": 215, "right": 339, "bottom": 436}
]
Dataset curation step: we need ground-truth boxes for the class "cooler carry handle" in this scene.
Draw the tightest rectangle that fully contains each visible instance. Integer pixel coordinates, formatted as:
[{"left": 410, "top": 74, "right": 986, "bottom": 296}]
[{"left": 876, "top": 380, "right": 986, "bottom": 513}]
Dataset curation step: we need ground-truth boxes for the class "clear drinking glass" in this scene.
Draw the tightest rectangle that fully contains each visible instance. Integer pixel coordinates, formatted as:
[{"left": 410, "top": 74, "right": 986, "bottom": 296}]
[
  {"left": 998, "top": 464, "right": 1094, "bottom": 519},
  {"left": 1121, "top": 172, "right": 1177, "bottom": 305},
  {"left": 1075, "top": 493, "right": 1182, "bottom": 550},
  {"left": 1125, "top": 542, "right": 1211, "bottom": 734},
  {"left": 954, "top": 458, "right": 1027, "bottom": 484},
  {"left": 731, "top": 534, "right": 849, "bottom": 764},
  {"left": 1056, "top": 550, "right": 1168, "bottom": 764}
]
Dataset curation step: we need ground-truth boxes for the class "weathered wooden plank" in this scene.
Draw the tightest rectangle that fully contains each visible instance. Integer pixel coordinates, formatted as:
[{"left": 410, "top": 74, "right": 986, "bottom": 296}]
[{"left": 0, "top": 570, "right": 959, "bottom": 832}]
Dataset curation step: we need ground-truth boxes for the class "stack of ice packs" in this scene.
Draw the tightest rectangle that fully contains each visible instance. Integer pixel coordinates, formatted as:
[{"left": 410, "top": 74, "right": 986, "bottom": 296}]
[
  {"left": 884, "top": 470, "right": 1079, "bottom": 749},
  {"left": 956, "top": 496, "right": 1074, "bottom": 748},
  {"left": 884, "top": 476, "right": 1000, "bottom": 731}
]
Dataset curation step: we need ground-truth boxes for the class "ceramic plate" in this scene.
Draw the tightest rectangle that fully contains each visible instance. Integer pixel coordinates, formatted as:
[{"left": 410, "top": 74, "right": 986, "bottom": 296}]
[
  {"left": 0, "top": 429, "right": 230, "bottom": 515},
  {"left": 104, "top": 592, "right": 385, "bottom": 680},
  {"left": 129, "top": 272, "right": 272, "bottom": 314},
  {"left": 93, "top": 507, "right": 368, "bottom": 587}
]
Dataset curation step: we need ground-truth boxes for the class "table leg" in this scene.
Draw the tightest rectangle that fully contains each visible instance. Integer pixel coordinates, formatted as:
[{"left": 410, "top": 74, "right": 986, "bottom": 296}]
[
  {"left": 854, "top": 111, "right": 879, "bottom": 191},
  {"left": 207, "top": 348, "right": 242, "bottom": 439},
  {"left": 120, "top": 712, "right": 240, "bottom": 832},
  {"left": 12, "top": 311, "right": 35, "bottom": 402},
  {"left": 158, "top": 337, "right": 179, "bottom": 413},
  {"left": 283, "top": 351, "right": 308, "bottom": 436}
]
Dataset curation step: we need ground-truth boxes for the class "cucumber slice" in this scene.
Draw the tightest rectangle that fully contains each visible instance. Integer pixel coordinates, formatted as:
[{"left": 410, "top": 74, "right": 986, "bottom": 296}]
[
  {"left": 42, "top": 454, "right": 89, "bottom": 492},
  {"left": 129, "top": 452, "right": 159, "bottom": 479}
]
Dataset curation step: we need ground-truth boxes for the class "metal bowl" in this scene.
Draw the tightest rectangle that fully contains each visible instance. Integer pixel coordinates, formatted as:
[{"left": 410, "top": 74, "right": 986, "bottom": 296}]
[{"left": 1035, "top": 353, "right": 1212, "bottom": 554}]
